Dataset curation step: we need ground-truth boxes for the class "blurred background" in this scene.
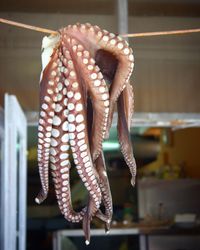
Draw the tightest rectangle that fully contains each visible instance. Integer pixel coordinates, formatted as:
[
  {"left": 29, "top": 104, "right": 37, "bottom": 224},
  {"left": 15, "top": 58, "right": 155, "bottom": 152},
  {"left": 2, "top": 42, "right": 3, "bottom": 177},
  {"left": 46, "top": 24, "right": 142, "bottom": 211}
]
[{"left": 0, "top": 0, "right": 200, "bottom": 250}]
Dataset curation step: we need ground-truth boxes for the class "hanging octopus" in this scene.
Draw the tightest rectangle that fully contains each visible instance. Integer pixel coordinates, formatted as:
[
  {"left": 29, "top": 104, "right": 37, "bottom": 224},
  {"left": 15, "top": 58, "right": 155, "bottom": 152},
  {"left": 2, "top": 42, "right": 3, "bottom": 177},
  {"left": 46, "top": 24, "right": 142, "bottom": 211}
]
[{"left": 35, "top": 23, "right": 136, "bottom": 244}]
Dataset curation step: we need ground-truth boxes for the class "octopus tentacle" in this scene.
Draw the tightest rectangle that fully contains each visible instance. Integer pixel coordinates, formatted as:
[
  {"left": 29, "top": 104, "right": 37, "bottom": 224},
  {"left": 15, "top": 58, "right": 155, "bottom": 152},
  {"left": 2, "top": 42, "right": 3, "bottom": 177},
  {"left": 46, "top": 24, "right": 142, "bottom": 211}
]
[
  {"left": 124, "top": 82, "right": 134, "bottom": 131},
  {"left": 35, "top": 49, "right": 59, "bottom": 204},
  {"left": 87, "top": 97, "right": 113, "bottom": 231},
  {"left": 92, "top": 30, "right": 134, "bottom": 138},
  {"left": 50, "top": 77, "right": 107, "bottom": 224},
  {"left": 95, "top": 37, "right": 134, "bottom": 138},
  {"left": 62, "top": 24, "right": 134, "bottom": 138},
  {"left": 60, "top": 40, "right": 102, "bottom": 208},
  {"left": 94, "top": 152, "right": 113, "bottom": 232},
  {"left": 48, "top": 70, "right": 86, "bottom": 222},
  {"left": 61, "top": 35, "right": 110, "bottom": 160},
  {"left": 59, "top": 40, "right": 104, "bottom": 242},
  {"left": 86, "top": 97, "right": 113, "bottom": 228},
  {"left": 105, "top": 42, "right": 134, "bottom": 138},
  {"left": 117, "top": 82, "right": 136, "bottom": 186},
  {"left": 64, "top": 45, "right": 110, "bottom": 224}
]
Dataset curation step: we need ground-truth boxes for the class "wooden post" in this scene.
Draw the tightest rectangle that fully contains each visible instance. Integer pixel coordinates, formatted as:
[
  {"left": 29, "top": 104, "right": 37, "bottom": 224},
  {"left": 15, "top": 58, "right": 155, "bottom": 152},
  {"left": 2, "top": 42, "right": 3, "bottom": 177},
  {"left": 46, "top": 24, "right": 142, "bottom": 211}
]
[{"left": 116, "top": 0, "right": 129, "bottom": 40}]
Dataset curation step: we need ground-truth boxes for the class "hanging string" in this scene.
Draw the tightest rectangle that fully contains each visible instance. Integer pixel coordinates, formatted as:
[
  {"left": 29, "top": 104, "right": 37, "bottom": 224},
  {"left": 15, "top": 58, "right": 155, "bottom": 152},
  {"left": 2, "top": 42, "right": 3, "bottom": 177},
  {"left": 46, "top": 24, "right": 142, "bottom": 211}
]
[
  {"left": 0, "top": 17, "right": 200, "bottom": 38},
  {"left": 122, "top": 28, "right": 200, "bottom": 38},
  {"left": 0, "top": 18, "right": 58, "bottom": 35}
]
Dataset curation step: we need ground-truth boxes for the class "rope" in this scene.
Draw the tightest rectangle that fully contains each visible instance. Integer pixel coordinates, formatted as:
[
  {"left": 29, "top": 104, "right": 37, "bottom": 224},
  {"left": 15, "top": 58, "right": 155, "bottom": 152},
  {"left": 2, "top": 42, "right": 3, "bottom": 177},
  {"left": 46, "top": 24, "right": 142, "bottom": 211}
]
[
  {"left": 122, "top": 28, "right": 200, "bottom": 38},
  {"left": 0, "top": 18, "right": 58, "bottom": 35}
]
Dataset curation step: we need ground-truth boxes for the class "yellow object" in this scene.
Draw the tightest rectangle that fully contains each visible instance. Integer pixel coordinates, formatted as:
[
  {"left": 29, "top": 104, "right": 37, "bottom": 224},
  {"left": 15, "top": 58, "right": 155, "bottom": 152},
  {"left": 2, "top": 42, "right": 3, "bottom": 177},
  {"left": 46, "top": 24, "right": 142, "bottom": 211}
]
[{"left": 141, "top": 128, "right": 200, "bottom": 178}]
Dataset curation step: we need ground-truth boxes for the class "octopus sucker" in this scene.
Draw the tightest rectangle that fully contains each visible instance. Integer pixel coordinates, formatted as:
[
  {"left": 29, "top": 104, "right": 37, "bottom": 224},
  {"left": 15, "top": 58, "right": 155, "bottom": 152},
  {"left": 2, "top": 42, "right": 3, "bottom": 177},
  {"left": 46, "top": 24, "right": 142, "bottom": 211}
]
[
  {"left": 35, "top": 23, "right": 136, "bottom": 244},
  {"left": 35, "top": 49, "right": 60, "bottom": 204}
]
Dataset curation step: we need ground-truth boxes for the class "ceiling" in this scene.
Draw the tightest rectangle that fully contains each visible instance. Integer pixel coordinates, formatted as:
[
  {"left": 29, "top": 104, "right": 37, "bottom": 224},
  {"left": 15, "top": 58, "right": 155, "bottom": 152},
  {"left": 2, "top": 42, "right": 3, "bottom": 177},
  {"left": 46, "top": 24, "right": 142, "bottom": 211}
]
[{"left": 0, "top": 0, "right": 200, "bottom": 16}]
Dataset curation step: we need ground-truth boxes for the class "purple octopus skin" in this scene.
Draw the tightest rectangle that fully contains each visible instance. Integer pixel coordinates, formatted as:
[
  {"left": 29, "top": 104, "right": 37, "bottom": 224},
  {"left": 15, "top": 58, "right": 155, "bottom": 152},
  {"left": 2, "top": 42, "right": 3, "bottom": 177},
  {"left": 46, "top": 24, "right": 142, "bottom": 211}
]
[
  {"left": 117, "top": 82, "right": 137, "bottom": 186},
  {"left": 35, "top": 23, "right": 136, "bottom": 245}
]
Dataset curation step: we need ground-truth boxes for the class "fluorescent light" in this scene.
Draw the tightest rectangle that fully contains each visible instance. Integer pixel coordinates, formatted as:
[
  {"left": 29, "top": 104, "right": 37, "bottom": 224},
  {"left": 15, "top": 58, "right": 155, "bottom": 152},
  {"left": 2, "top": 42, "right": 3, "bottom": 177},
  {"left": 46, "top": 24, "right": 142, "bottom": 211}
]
[{"left": 103, "top": 141, "right": 120, "bottom": 150}]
